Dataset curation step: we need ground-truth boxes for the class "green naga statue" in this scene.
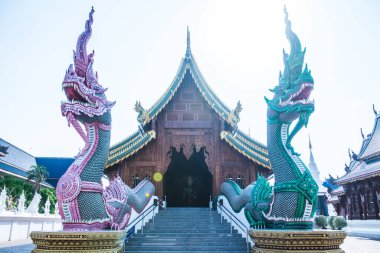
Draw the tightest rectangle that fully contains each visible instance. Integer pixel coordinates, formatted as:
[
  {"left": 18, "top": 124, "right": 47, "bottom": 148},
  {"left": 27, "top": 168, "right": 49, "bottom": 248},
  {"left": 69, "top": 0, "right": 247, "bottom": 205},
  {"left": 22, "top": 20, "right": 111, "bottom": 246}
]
[{"left": 221, "top": 7, "right": 318, "bottom": 229}]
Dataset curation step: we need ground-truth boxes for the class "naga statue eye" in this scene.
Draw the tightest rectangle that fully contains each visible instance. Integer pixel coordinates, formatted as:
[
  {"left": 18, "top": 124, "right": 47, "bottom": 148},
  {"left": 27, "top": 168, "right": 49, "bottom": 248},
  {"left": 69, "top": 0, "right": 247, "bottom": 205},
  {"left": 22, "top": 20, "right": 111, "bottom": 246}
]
[{"left": 94, "top": 86, "right": 100, "bottom": 90}]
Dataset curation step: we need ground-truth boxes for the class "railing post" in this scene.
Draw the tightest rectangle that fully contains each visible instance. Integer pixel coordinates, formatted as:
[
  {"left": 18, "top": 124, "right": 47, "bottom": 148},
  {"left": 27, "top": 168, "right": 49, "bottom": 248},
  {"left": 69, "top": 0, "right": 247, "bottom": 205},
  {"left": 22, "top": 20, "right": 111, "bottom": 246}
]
[
  {"left": 246, "top": 228, "right": 250, "bottom": 252},
  {"left": 220, "top": 207, "right": 223, "bottom": 223},
  {"left": 141, "top": 216, "right": 144, "bottom": 234},
  {"left": 219, "top": 199, "right": 223, "bottom": 223}
]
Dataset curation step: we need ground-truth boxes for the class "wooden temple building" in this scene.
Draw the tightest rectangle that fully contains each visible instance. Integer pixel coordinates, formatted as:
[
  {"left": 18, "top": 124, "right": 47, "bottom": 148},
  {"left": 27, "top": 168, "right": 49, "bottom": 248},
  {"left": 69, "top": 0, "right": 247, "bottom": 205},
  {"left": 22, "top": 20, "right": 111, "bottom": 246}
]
[
  {"left": 105, "top": 29, "right": 271, "bottom": 207},
  {"left": 326, "top": 107, "right": 380, "bottom": 219}
]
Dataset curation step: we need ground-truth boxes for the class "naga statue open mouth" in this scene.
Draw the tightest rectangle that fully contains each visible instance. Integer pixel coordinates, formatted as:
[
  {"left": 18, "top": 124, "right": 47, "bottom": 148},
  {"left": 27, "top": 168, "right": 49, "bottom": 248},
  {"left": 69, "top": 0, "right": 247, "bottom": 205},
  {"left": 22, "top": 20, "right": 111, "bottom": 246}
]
[
  {"left": 221, "top": 7, "right": 318, "bottom": 230},
  {"left": 265, "top": 77, "right": 314, "bottom": 115},
  {"left": 56, "top": 8, "right": 155, "bottom": 231},
  {"left": 61, "top": 62, "right": 114, "bottom": 120}
]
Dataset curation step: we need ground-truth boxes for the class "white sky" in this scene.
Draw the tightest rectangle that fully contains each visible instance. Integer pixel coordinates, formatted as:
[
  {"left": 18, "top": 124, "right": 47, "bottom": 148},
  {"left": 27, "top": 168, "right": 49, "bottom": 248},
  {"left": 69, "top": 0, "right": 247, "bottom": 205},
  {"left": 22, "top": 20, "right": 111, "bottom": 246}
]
[{"left": 1, "top": 0, "right": 380, "bottom": 181}]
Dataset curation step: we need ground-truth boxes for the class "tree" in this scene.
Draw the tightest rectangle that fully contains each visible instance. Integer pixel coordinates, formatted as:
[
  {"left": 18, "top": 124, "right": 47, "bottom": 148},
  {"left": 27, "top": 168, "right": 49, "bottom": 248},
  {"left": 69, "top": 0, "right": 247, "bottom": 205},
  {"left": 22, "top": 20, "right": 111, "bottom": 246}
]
[{"left": 27, "top": 165, "right": 49, "bottom": 192}]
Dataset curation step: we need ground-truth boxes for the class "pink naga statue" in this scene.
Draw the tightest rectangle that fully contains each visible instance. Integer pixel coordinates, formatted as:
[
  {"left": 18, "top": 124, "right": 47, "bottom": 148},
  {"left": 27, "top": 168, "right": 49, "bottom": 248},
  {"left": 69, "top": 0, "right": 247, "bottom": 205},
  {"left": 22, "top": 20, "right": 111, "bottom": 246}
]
[{"left": 56, "top": 7, "right": 155, "bottom": 231}]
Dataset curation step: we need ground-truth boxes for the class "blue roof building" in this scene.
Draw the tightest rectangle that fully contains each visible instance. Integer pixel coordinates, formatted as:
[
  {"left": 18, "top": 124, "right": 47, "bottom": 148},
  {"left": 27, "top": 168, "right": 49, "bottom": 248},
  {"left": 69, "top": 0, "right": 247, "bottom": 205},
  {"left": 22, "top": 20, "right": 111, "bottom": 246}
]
[{"left": 0, "top": 138, "right": 73, "bottom": 189}]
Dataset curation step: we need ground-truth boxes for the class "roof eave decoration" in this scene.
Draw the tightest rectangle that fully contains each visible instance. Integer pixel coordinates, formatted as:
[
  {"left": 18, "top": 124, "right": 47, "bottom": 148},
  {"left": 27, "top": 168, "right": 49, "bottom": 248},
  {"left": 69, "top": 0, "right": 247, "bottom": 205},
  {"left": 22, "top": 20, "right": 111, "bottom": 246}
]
[
  {"left": 358, "top": 107, "right": 380, "bottom": 160},
  {"left": 227, "top": 101, "right": 242, "bottom": 126},
  {"left": 106, "top": 130, "right": 156, "bottom": 168},
  {"left": 336, "top": 106, "right": 380, "bottom": 183},
  {"left": 135, "top": 28, "right": 238, "bottom": 128},
  {"left": 331, "top": 187, "right": 345, "bottom": 196},
  {"left": 335, "top": 169, "right": 380, "bottom": 185},
  {"left": 221, "top": 131, "right": 270, "bottom": 169}
]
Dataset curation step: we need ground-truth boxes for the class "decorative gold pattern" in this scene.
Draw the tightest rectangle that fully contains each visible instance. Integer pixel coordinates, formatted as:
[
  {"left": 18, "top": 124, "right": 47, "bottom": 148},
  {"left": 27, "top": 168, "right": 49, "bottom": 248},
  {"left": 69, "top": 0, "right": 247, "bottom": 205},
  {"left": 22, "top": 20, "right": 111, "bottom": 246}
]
[
  {"left": 249, "top": 229, "right": 346, "bottom": 253},
  {"left": 30, "top": 230, "right": 126, "bottom": 253}
]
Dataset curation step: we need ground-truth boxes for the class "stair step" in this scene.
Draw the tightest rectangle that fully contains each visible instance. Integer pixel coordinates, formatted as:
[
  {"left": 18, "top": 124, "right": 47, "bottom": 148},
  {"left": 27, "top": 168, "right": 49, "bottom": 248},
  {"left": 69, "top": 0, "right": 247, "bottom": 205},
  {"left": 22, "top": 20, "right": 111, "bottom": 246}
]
[
  {"left": 125, "top": 246, "right": 247, "bottom": 251},
  {"left": 127, "top": 241, "right": 246, "bottom": 246},
  {"left": 124, "top": 208, "right": 248, "bottom": 253},
  {"left": 132, "top": 233, "right": 243, "bottom": 238}
]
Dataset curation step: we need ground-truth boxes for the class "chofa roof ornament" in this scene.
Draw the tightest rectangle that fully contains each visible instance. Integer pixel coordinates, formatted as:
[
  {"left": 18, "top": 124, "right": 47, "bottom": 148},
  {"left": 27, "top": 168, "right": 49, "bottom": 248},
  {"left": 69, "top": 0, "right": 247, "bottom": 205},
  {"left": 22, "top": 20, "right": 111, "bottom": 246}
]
[{"left": 186, "top": 26, "right": 191, "bottom": 58}]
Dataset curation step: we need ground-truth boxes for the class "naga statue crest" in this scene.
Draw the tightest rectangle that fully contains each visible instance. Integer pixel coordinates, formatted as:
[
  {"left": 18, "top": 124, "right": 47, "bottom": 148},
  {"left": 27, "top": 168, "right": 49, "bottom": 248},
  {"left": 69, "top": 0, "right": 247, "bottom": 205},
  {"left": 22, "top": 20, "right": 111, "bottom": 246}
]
[
  {"left": 265, "top": 7, "right": 314, "bottom": 156},
  {"left": 56, "top": 8, "right": 155, "bottom": 231},
  {"left": 221, "top": 7, "right": 318, "bottom": 229}
]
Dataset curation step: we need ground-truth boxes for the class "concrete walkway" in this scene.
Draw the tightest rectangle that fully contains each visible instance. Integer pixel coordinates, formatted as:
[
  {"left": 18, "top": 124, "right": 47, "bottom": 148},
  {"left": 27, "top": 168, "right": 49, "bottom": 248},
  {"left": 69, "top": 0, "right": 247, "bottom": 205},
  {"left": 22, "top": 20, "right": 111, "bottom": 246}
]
[
  {"left": 346, "top": 220, "right": 380, "bottom": 240},
  {"left": 0, "top": 236, "right": 379, "bottom": 253},
  {"left": 341, "top": 236, "right": 380, "bottom": 253},
  {"left": 0, "top": 239, "right": 34, "bottom": 253}
]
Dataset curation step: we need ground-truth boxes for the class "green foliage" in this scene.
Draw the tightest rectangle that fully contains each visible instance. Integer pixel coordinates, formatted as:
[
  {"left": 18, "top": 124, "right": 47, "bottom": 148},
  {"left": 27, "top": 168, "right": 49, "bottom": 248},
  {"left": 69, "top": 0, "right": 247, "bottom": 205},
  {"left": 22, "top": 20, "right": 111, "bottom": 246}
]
[
  {"left": 332, "top": 216, "right": 347, "bottom": 230},
  {"left": 314, "top": 215, "right": 328, "bottom": 229},
  {"left": 38, "top": 188, "right": 57, "bottom": 214},
  {"left": 0, "top": 174, "right": 56, "bottom": 213},
  {"left": 328, "top": 216, "right": 336, "bottom": 229},
  {"left": 27, "top": 165, "right": 49, "bottom": 192},
  {"left": 0, "top": 174, "right": 35, "bottom": 210}
]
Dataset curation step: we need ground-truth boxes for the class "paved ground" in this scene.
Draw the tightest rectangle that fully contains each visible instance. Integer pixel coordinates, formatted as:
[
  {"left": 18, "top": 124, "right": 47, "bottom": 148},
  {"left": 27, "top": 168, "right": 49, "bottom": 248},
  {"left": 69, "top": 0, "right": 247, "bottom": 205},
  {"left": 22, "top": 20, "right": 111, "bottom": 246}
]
[
  {"left": 341, "top": 236, "right": 380, "bottom": 253},
  {"left": 0, "top": 236, "right": 379, "bottom": 253}
]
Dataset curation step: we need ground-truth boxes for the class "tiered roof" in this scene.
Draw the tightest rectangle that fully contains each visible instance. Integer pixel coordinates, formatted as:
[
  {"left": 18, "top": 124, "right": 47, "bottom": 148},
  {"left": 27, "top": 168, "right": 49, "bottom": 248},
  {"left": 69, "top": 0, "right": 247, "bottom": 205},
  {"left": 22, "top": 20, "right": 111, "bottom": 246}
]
[
  {"left": 0, "top": 138, "right": 53, "bottom": 188},
  {"left": 106, "top": 29, "right": 270, "bottom": 169},
  {"left": 335, "top": 111, "right": 380, "bottom": 184},
  {"left": 107, "top": 130, "right": 156, "bottom": 168}
]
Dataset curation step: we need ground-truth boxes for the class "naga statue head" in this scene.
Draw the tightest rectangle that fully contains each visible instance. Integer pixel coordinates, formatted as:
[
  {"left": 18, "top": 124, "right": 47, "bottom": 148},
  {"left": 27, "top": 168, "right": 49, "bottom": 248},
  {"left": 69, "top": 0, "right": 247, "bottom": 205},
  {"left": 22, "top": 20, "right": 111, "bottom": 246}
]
[
  {"left": 265, "top": 7, "right": 314, "bottom": 155},
  {"left": 61, "top": 7, "right": 115, "bottom": 126}
]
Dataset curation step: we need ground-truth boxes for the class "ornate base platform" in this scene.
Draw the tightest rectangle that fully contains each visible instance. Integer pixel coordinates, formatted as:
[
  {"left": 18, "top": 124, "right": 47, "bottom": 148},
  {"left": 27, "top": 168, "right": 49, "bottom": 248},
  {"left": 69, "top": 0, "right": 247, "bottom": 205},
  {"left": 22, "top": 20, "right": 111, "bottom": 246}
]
[
  {"left": 249, "top": 229, "right": 346, "bottom": 253},
  {"left": 30, "top": 230, "right": 126, "bottom": 253}
]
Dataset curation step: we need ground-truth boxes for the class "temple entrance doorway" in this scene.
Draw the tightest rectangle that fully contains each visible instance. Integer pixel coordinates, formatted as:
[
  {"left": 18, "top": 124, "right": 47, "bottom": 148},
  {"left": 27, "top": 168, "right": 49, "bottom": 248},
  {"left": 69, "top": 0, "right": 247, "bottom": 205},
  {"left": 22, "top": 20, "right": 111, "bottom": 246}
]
[{"left": 164, "top": 146, "right": 212, "bottom": 207}]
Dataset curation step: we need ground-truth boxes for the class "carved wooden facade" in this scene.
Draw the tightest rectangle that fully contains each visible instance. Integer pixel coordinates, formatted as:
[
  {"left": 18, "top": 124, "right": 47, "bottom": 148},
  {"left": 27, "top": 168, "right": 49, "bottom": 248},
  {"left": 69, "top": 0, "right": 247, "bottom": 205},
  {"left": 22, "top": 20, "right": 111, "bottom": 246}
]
[
  {"left": 334, "top": 178, "right": 380, "bottom": 220},
  {"left": 106, "top": 72, "right": 269, "bottom": 198},
  {"left": 106, "top": 30, "right": 270, "bottom": 202}
]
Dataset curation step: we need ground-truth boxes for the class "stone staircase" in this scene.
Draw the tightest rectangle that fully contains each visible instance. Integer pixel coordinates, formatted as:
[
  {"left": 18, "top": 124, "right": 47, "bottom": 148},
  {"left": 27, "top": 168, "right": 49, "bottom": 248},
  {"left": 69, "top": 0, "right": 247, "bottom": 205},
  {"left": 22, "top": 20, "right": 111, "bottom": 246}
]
[{"left": 124, "top": 207, "right": 249, "bottom": 253}]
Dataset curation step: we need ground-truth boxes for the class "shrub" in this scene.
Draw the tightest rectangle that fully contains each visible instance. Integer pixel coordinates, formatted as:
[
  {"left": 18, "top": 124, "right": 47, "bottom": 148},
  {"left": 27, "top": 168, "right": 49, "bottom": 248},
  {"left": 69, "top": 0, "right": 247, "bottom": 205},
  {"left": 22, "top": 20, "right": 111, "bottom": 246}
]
[
  {"left": 39, "top": 188, "right": 57, "bottom": 214},
  {"left": 328, "top": 216, "right": 336, "bottom": 229},
  {"left": 314, "top": 215, "right": 328, "bottom": 229},
  {"left": 333, "top": 216, "right": 347, "bottom": 230},
  {"left": 0, "top": 174, "right": 56, "bottom": 213}
]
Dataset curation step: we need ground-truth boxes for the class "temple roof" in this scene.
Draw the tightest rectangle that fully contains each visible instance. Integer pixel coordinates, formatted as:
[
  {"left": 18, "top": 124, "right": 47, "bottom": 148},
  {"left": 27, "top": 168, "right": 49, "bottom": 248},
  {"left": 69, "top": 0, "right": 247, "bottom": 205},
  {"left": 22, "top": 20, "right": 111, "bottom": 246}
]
[
  {"left": 221, "top": 130, "right": 270, "bottom": 168},
  {"left": 0, "top": 138, "right": 53, "bottom": 188},
  {"left": 323, "top": 177, "right": 344, "bottom": 196},
  {"left": 335, "top": 113, "right": 380, "bottom": 184},
  {"left": 358, "top": 115, "right": 380, "bottom": 160},
  {"left": 35, "top": 157, "right": 74, "bottom": 187},
  {"left": 106, "top": 29, "right": 269, "bottom": 169},
  {"left": 107, "top": 131, "right": 156, "bottom": 168},
  {"left": 138, "top": 29, "right": 235, "bottom": 127}
]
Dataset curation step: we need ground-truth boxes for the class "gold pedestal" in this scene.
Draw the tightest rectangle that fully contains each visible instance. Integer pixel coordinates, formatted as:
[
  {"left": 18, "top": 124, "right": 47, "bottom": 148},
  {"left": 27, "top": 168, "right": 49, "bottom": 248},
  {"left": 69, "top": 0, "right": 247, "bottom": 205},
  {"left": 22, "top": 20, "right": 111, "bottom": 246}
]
[
  {"left": 249, "top": 229, "right": 347, "bottom": 253},
  {"left": 30, "top": 230, "right": 126, "bottom": 253}
]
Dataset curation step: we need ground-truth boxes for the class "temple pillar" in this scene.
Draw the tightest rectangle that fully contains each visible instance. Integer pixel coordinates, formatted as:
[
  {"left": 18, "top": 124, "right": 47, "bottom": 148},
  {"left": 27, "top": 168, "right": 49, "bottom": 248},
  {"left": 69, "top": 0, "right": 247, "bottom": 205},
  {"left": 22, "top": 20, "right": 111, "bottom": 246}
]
[
  {"left": 213, "top": 165, "right": 220, "bottom": 196},
  {"left": 376, "top": 190, "right": 380, "bottom": 218}
]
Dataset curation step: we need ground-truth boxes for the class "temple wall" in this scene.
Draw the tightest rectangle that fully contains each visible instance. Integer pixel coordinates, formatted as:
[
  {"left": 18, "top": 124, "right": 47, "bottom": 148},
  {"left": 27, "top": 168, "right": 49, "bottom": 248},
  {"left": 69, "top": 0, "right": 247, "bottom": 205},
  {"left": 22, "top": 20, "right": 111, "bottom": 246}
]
[{"left": 0, "top": 215, "right": 62, "bottom": 243}]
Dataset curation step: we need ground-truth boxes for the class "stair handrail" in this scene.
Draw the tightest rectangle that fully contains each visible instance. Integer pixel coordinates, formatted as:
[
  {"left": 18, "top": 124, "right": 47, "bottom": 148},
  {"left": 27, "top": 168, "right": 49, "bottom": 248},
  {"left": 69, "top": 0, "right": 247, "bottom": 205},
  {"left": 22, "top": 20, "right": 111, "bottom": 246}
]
[
  {"left": 124, "top": 200, "right": 159, "bottom": 234},
  {"left": 217, "top": 201, "right": 251, "bottom": 252},
  {"left": 217, "top": 202, "right": 247, "bottom": 233}
]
